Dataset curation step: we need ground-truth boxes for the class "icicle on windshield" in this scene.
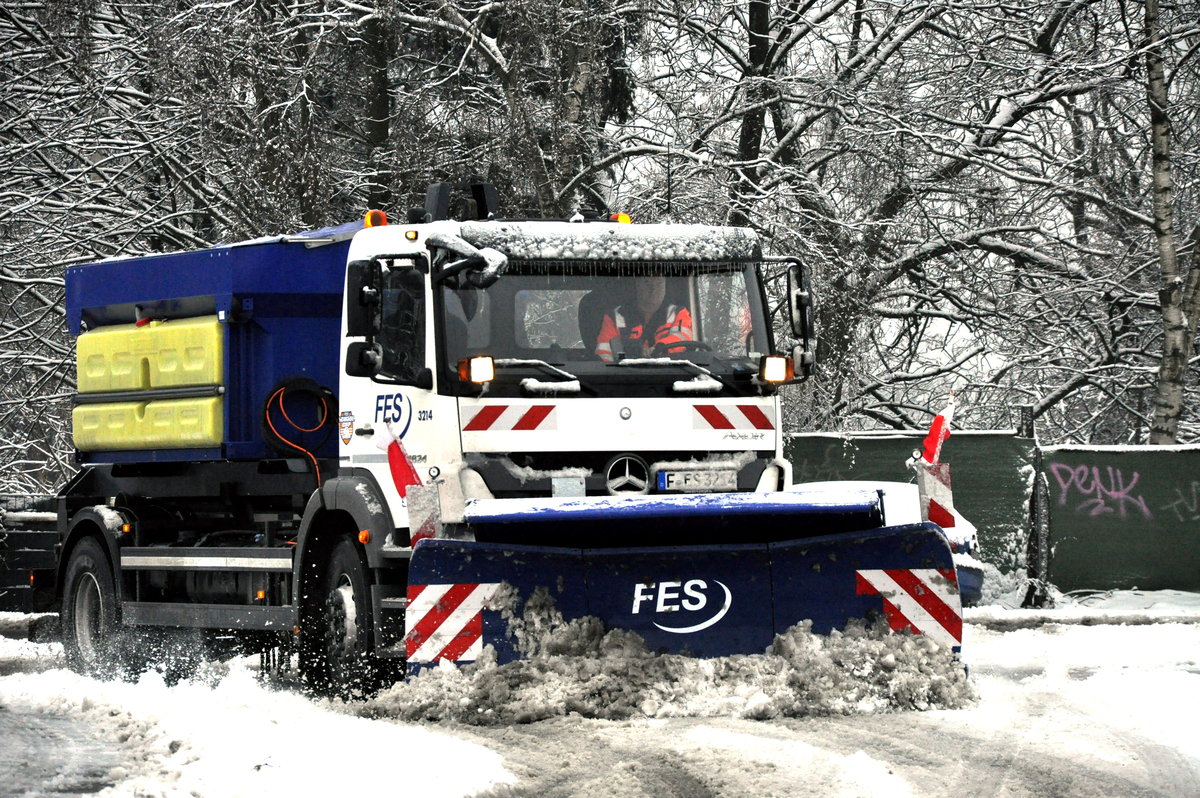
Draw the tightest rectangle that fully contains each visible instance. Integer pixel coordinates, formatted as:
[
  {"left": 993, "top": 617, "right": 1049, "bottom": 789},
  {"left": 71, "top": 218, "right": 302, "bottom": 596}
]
[{"left": 440, "top": 261, "right": 771, "bottom": 381}]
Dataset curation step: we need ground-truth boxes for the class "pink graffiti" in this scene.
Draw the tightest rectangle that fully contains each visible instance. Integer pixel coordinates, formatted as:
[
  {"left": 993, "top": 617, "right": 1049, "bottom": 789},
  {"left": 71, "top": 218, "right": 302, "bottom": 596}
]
[
  {"left": 1162, "top": 482, "right": 1200, "bottom": 523},
  {"left": 1049, "top": 463, "right": 1152, "bottom": 519}
]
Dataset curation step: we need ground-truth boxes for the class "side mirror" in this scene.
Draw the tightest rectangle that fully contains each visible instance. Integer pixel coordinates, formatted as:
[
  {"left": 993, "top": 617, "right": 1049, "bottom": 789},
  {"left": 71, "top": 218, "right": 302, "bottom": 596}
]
[
  {"left": 345, "top": 261, "right": 376, "bottom": 337},
  {"left": 792, "top": 343, "right": 816, "bottom": 378},
  {"left": 345, "top": 344, "right": 434, "bottom": 389},
  {"left": 787, "top": 264, "right": 813, "bottom": 339},
  {"left": 466, "top": 264, "right": 500, "bottom": 289},
  {"left": 787, "top": 264, "right": 816, "bottom": 378},
  {"left": 345, "top": 341, "right": 380, "bottom": 377}
]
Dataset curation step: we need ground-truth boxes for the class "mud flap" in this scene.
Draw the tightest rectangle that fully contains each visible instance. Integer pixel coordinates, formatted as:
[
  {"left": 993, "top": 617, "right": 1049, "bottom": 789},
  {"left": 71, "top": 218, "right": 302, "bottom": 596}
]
[{"left": 405, "top": 521, "right": 961, "bottom": 673}]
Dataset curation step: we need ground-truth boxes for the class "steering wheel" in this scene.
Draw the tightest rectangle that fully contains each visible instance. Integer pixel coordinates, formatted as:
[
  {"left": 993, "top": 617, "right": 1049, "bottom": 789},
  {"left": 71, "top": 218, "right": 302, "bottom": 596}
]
[{"left": 649, "top": 340, "right": 713, "bottom": 357}]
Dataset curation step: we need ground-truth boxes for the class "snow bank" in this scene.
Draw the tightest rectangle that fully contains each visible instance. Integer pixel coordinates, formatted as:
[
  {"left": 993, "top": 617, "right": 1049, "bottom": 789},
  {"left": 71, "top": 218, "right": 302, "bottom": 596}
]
[
  {"left": 1054, "top": 588, "right": 1200, "bottom": 613},
  {"left": 360, "top": 587, "right": 974, "bottom": 725},
  {"left": 0, "top": 632, "right": 62, "bottom": 676},
  {"left": 975, "top": 561, "right": 1030, "bottom": 607},
  {"left": 0, "top": 644, "right": 513, "bottom": 798},
  {"left": 967, "top": 585, "right": 1200, "bottom": 631}
]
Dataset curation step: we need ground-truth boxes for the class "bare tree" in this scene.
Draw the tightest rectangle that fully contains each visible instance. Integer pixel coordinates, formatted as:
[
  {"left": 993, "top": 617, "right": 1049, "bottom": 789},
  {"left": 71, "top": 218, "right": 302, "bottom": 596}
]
[
  {"left": 5, "top": 0, "right": 1200, "bottom": 494},
  {"left": 1144, "top": 0, "right": 1200, "bottom": 444},
  {"left": 603, "top": 0, "right": 1200, "bottom": 441}
]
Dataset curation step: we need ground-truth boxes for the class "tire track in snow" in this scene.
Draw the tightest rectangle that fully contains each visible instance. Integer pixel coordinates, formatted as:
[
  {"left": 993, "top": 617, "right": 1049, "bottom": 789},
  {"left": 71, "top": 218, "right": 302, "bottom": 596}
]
[{"left": 457, "top": 710, "right": 1200, "bottom": 798}]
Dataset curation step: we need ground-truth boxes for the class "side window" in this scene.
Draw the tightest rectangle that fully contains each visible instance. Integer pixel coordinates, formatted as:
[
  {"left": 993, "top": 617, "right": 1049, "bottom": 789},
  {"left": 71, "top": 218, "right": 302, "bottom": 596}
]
[{"left": 377, "top": 276, "right": 425, "bottom": 383}]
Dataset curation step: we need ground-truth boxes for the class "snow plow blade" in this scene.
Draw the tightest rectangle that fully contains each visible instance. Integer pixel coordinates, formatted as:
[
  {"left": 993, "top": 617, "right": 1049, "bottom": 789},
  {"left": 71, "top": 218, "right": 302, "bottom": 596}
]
[{"left": 404, "top": 492, "right": 962, "bottom": 673}]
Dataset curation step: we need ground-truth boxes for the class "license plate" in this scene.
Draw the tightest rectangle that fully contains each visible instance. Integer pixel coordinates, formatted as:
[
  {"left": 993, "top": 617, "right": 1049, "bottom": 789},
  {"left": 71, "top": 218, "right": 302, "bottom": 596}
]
[{"left": 656, "top": 470, "right": 738, "bottom": 492}]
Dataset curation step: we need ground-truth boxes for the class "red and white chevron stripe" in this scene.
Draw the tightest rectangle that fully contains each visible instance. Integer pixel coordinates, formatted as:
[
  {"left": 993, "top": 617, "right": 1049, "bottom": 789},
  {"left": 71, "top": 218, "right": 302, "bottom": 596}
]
[
  {"left": 692, "top": 405, "right": 776, "bottom": 431},
  {"left": 855, "top": 568, "right": 963, "bottom": 647},
  {"left": 462, "top": 405, "right": 557, "bottom": 432},
  {"left": 916, "top": 462, "right": 956, "bottom": 528},
  {"left": 405, "top": 582, "right": 500, "bottom": 664}
]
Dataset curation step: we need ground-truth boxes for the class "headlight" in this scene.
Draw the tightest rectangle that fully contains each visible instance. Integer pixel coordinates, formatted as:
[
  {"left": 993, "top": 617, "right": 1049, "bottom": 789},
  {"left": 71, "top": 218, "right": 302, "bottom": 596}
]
[
  {"left": 458, "top": 356, "right": 495, "bottom": 383},
  {"left": 759, "top": 355, "right": 794, "bottom": 383}
]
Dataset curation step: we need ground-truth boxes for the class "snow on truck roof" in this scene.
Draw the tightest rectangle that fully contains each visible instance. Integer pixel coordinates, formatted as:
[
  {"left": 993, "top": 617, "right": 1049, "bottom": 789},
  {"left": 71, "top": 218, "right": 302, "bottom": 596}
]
[
  {"left": 460, "top": 221, "right": 762, "bottom": 262},
  {"left": 77, "top": 219, "right": 366, "bottom": 266},
  {"left": 81, "top": 218, "right": 759, "bottom": 267}
]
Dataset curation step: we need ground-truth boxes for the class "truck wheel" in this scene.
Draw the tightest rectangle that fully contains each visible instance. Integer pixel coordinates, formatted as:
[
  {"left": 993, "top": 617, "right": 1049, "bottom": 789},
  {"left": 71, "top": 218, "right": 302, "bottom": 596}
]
[
  {"left": 61, "top": 537, "right": 124, "bottom": 677},
  {"left": 322, "top": 537, "right": 378, "bottom": 697}
]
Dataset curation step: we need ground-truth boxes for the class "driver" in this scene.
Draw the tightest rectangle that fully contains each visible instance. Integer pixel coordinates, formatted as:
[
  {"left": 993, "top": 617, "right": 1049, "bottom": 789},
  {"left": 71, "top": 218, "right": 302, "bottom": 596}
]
[{"left": 595, "top": 275, "right": 693, "bottom": 362}]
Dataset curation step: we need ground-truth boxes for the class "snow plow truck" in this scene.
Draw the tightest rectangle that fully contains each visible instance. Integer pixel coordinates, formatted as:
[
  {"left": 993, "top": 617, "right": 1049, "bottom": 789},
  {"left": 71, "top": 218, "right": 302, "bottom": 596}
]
[{"left": 1, "top": 182, "right": 964, "bottom": 692}]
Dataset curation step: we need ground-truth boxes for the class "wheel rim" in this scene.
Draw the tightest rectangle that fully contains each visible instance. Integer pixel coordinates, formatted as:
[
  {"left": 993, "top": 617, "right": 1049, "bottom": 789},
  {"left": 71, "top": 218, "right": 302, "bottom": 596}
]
[
  {"left": 326, "top": 574, "right": 358, "bottom": 665},
  {"left": 73, "top": 573, "right": 104, "bottom": 663}
]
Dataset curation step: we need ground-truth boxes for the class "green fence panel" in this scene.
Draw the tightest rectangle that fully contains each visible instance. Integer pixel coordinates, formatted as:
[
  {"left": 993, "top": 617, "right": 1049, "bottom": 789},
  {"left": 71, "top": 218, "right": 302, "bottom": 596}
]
[
  {"left": 786, "top": 433, "right": 1036, "bottom": 570},
  {"left": 1042, "top": 446, "right": 1200, "bottom": 592}
]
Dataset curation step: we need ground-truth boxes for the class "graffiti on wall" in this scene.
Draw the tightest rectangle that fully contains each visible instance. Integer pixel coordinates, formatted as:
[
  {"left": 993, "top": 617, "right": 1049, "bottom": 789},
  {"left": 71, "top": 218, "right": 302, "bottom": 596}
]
[
  {"left": 1162, "top": 482, "right": 1200, "bottom": 523},
  {"left": 792, "top": 445, "right": 849, "bottom": 483},
  {"left": 1048, "top": 463, "right": 1152, "bottom": 519}
]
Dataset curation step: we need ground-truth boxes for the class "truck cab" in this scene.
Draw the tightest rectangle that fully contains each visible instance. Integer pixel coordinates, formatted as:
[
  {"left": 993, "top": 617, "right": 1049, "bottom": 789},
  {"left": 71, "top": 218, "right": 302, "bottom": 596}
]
[{"left": 336, "top": 215, "right": 809, "bottom": 542}]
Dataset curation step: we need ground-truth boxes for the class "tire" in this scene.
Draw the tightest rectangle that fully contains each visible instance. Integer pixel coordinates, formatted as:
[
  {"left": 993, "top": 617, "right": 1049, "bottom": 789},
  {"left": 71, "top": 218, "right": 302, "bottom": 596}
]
[
  {"left": 320, "top": 537, "right": 380, "bottom": 697},
  {"left": 61, "top": 537, "right": 125, "bottom": 677}
]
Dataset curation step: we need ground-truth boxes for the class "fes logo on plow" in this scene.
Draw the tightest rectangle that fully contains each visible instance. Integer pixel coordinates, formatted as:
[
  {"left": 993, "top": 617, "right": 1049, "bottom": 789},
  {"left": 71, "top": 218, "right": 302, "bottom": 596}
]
[{"left": 631, "top": 579, "right": 732, "bottom": 633}]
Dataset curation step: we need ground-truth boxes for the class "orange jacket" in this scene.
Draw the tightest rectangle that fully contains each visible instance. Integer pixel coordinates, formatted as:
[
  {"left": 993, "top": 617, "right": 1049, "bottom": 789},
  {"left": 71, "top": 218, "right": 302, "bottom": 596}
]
[{"left": 596, "top": 304, "right": 693, "bottom": 361}]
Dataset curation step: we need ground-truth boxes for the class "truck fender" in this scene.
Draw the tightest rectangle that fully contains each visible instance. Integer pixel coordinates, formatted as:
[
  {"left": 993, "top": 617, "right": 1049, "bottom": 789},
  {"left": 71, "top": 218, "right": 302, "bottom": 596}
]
[
  {"left": 293, "top": 473, "right": 396, "bottom": 580},
  {"left": 58, "top": 506, "right": 130, "bottom": 602}
]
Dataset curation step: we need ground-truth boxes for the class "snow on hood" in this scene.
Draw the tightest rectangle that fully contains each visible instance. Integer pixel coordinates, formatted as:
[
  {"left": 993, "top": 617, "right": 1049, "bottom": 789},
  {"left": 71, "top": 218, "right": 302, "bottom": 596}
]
[
  {"left": 459, "top": 221, "right": 762, "bottom": 262},
  {"left": 463, "top": 489, "right": 880, "bottom": 524}
]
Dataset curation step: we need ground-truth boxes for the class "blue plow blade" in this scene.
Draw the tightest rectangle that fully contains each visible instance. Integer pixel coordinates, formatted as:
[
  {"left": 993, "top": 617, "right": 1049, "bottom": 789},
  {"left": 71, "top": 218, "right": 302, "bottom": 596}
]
[
  {"left": 404, "top": 491, "right": 963, "bottom": 673},
  {"left": 955, "top": 562, "right": 984, "bottom": 607}
]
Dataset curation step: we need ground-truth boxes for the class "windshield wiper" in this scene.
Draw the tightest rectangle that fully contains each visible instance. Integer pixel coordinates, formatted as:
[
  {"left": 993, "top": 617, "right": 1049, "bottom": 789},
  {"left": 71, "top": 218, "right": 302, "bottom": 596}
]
[
  {"left": 494, "top": 358, "right": 594, "bottom": 395},
  {"left": 611, "top": 357, "right": 733, "bottom": 394}
]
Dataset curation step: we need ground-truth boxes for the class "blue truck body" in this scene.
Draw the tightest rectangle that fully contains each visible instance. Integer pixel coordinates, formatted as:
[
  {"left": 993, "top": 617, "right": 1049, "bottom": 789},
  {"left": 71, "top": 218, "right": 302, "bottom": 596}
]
[{"left": 64, "top": 223, "right": 359, "bottom": 462}]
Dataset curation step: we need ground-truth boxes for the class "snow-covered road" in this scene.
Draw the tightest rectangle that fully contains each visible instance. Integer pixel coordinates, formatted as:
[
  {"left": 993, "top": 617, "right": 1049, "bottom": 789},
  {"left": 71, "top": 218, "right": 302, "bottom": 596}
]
[{"left": 2, "top": 593, "right": 1198, "bottom": 798}]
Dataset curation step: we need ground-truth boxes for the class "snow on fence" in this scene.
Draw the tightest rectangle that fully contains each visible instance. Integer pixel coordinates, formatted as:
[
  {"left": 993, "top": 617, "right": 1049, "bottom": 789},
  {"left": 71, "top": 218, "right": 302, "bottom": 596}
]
[
  {"left": 786, "top": 433, "right": 1200, "bottom": 594},
  {"left": 786, "top": 431, "right": 1034, "bottom": 575}
]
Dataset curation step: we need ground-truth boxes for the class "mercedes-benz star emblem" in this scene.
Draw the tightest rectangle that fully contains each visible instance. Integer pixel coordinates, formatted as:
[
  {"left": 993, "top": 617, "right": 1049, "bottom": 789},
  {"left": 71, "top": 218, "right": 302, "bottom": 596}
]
[{"left": 605, "top": 454, "right": 650, "bottom": 496}]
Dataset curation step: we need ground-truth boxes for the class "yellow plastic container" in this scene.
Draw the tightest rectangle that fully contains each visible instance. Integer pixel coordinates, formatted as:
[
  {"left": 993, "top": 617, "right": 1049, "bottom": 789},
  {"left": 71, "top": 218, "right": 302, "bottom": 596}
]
[
  {"left": 73, "top": 397, "right": 224, "bottom": 451},
  {"left": 77, "top": 316, "right": 224, "bottom": 393}
]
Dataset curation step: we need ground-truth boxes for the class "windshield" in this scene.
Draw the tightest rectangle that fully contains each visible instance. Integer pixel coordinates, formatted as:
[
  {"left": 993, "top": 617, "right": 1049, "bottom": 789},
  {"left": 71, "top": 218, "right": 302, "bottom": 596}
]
[{"left": 439, "top": 261, "right": 770, "bottom": 377}]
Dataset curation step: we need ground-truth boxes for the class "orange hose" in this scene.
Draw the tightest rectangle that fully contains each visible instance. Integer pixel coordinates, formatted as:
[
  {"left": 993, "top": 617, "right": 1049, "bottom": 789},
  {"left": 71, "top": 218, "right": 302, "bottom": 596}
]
[{"left": 265, "top": 386, "right": 328, "bottom": 487}]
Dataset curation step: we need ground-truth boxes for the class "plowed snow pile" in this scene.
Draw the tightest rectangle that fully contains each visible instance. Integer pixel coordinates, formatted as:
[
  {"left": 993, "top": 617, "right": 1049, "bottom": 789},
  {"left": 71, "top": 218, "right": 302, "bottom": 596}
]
[{"left": 362, "top": 587, "right": 974, "bottom": 724}]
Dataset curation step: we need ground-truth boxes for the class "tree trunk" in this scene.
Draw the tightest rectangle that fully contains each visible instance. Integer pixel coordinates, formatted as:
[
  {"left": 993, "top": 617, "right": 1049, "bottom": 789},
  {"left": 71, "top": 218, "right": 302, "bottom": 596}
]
[
  {"left": 364, "top": 17, "right": 393, "bottom": 212},
  {"left": 728, "top": 0, "right": 771, "bottom": 228},
  {"left": 1145, "top": 0, "right": 1195, "bottom": 444}
]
